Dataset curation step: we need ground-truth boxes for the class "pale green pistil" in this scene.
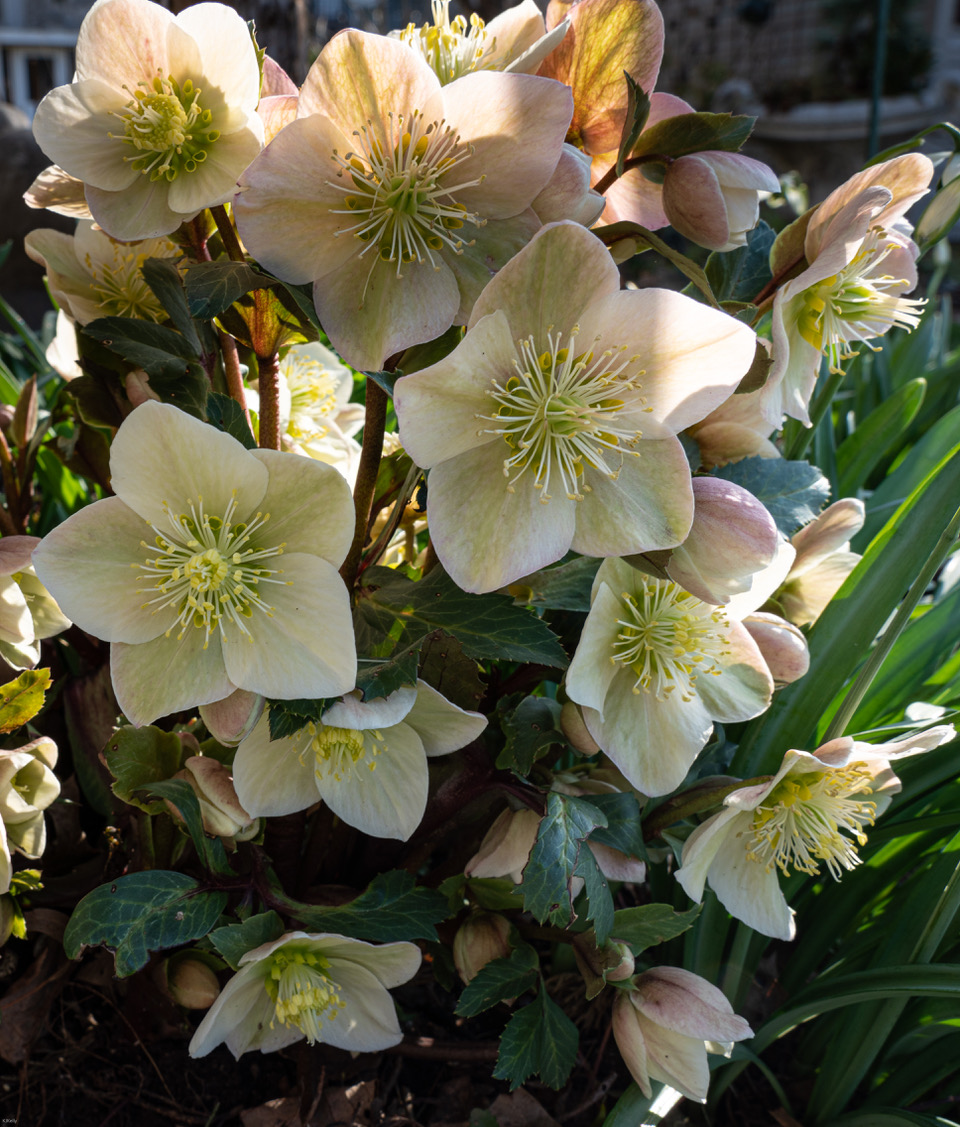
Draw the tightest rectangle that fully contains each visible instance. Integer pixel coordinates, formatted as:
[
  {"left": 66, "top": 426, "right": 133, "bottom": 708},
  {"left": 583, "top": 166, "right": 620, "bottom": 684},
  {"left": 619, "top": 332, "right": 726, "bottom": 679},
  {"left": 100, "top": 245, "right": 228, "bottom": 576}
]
[
  {"left": 113, "top": 75, "right": 220, "bottom": 182},
  {"left": 305, "top": 723, "right": 384, "bottom": 782},
  {"left": 264, "top": 949, "right": 344, "bottom": 1044},
  {"left": 135, "top": 493, "right": 286, "bottom": 648}
]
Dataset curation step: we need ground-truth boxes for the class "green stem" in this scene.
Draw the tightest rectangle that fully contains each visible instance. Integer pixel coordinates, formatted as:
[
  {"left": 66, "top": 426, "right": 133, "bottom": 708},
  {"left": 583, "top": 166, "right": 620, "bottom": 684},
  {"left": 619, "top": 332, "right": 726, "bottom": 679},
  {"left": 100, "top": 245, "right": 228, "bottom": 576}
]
[
  {"left": 593, "top": 152, "right": 672, "bottom": 196},
  {"left": 642, "top": 776, "right": 772, "bottom": 841},
  {"left": 256, "top": 352, "right": 282, "bottom": 451},
  {"left": 783, "top": 366, "right": 844, "bottom": 461},
  {"left": 340, "top": 380, "right": 388, "bottom": 591},
  {"left": 821, "top": 504, "right": 960, "bottom": 742},
  {"left": 211, "top": 204, "right": 246, "bottom": 263},
  {"left": 219, "top": 329, "right": 251, "bottom": 431}
]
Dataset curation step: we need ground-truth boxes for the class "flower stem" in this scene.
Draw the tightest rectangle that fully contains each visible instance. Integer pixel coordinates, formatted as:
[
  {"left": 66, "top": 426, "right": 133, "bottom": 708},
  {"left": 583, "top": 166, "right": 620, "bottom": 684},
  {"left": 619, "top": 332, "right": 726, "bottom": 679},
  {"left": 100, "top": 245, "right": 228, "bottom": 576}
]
[
  {"left": 257, "top": 352, "right": 282, "bottom": 451},
  {"left": 642, "top": 775, "right": 772, "bottom": 841},
  {"left": 340, "top": 379, "right": 388, "bottom": 590},
  {"left": 593, "top": 153, "right": 671, "bottom": 196},
  {"left": 219, "top": 330, "right": 252, "bottom": 432},
  {"left": 211, "top": 204, "right": 246, "bottom": 263},
  {"left": 783, "top": 366, "right": 844, "bottom": 460}
]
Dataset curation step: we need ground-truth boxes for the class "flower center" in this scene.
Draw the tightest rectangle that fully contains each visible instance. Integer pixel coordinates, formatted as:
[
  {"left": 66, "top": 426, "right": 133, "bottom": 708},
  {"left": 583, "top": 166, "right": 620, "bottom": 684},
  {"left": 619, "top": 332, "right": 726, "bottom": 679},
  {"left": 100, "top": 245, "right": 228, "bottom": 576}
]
[
  {"left": 308, "top": 724, "right": 384, "bottom": 782},
  {"left": 328, "top": 109, "right": 484, "bottom": 297},
  {"left": 797, "top": 230, "right": 925, "bottom": 373},
  {"left": 746, "top": 765, "right": 877, "bottom": 879},
  {"left": 477, "top": 330, "right": 646, "bottom": 502},
  {"left": 135, "top": 494, "right": 286, "bottom": 648},
  {"left": 397, "top": 0, "right": 495, "bottom": 85},
  {"left": 611, "top": 580, "right": 731, "bottom": 702},
  {"left": 112, "top": 75, "right": 220, "bottom": 182},
  {"left": 265, "top": 948, "right": 344, "bottom": 1044},
  {"left": 282, "top": 355, "right": 342, "bottom": 446},
  {"left": 85, "top": 239, "right": 177, "bottom": 321}
]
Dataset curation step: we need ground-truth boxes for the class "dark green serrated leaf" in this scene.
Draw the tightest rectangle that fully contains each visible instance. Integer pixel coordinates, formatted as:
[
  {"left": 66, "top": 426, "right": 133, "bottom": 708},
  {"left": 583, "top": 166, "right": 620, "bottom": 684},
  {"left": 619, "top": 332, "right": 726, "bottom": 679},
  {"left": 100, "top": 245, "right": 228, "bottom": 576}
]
[
  {"left": 358, "top": 565, "right": 568, "bottom": 667},
  {"left": 0, "top": 668, "right": 50, "bottom": 733},
  {"left": 206, "top": 391, "right": 257, "bottom": 449},
  {"left": 574, "top": 845, "right": 614, "bottom": 944},
  {"left": 356, "top": 641, "right": 422, "bottom": 702},
  {"left": 417, "top": 631, "right": 485, "bottom": 712},
  {"left": 610, "top": 903, "right": 702, "bottom": 954},
  {"left": 102, "top": 725, "right": 184, "bottom": 815},
  {"left": 633, "top": 111, "right": 755, "bottom": 160},
  {"left": 520, "top": 555, "right": 601, "bottom": 612},
  {"left": 496, "top": 696, "right": 567, "bottom": 776},
  {"left": 715, "top": 456, "right": 830, "bottom": 536},
  {"left": 616, "top": 73, "right": 651, "bottom": 178},
  {"left": 285, "top": 870, "right": 448, "bottom": 941},
  {"left": 585, "top": 792, "right": 646, "bottom": 860},
  {"left": 183, "top": 261, "right": 275, "bottom": 320},
  {"left": 275, "top": 282, "right": 321, "bottom": 332},
  {"left": 522, "top": 793, "right": 607, "bottom": 927},
  {"left": 83, "top": 316, "right": 199, "bottom": 367},
  {"left": 492, "top": 984, "right": 579, "bottom": 1091},
  {"left": 145, "top": 778, "right": 232, "bottom": 875},
  {"left": 64, "top": 871, "right": 228, "bottom": 977},
  {"left": 266, "top": 698, "right": 333, "bottom": 741},
  {"left": 140, "top": 257, "right": 200, "bottom": 353},
  {"left": 455, "top": 944, "right": 539, "bottom": 1017},
  {"left": 209, "top": 910, "right": 285, "bottom": 970},
  {"left": 395, "top": 325, "right": 464, "bottom": 378},
  {"left": 704, "top": 220, "right": 775, "bottom": 304},
  {"left": 146, "top": 360, "right": 209, "bottom": 418}
]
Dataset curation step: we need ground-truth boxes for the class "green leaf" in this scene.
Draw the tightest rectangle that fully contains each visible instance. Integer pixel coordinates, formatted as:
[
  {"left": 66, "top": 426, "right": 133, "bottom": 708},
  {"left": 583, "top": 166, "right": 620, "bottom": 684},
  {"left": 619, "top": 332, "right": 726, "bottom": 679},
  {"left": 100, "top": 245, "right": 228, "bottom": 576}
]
[
  {"left": 0, "top": 668, "right": 50, "bottom": 733},
  {"left": 145, "top": 778, "right": 232, "bottom": 875},
  {"left": 209, "top": 910, "right": 285, "bottom": 970},
  {"left": 183, "top": 260, "right": 275, "bottom": 320},
  {"left": 356, "top": 641, "right": 422, "bottom": 702},
  {"left": 102, "top": 725, "right": 185, "bottom": 815},
  {"left": 832, "top": 1113, "right": 960, "bottom": 1127},
  {"left": 632, "top": 111, "right": 755, "bottom": 160},
  {"left": 63, "top": 871, "right": 228, "bottom": 977},
  {"left": 606, "top": 222, "right": 720, "bottom": 308},
  {"left": 574, "top": 845, "right": 614, "bottom": 944},
  {"left": 610, "top": 903, "right": 702, "bottom": 954},
  {"left": 417, "top": 631, "right": 485, "bottom": 712},
  {"left": 358, "top": 565, "right": 568, "bottom": 667},
  {"left": 206, "top": 391, "right": 257, "bottom": 449},
  {"left": 265, "top": 697, "right": 333, "bottom": 741},
  {"left": 836, "top": 377, "right": 926, "bottom": 496},
  {"left": 585, "top": 792, "right": 646, "bottom": 860},
  {"left": 284, "top": 870, "right": 448, "bottom": 942},
  {"left": 83, "top": 316, "right": 198, "bottom": 367},
  {"left": 522, "top": 792, "right": 607, "bottom": 927},
  {"left": 704, "top": 220, "right": 775, "bottom": 304},
  {"left": 455, "top": 944, "right": 539, "bottom": 1017},
  {"left": 616, "top": 74, "right": 651, "bottom": 178},
  {"left": 496, "top": 696, "right": 567, "bottom": 775},
  {"left": 715, "top": 456, "right": 830, "bottom": 536},
  {"left": 492, "top": 984, "right": 579, "bottom": 1091},
  {"left": 519, "top": 555, "right": 601, "bottom": 612},
  {"left": 602, "top": 1084, "right": 660, "bottom": 1127},
  {"left": 141, "top": 258, "right": 201, "bottom": 354}
]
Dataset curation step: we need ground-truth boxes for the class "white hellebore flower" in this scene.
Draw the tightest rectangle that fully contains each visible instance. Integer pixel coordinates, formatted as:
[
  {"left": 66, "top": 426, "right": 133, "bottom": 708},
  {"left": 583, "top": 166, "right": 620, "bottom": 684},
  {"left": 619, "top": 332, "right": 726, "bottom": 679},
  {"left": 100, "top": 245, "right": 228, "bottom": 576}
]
[
  {"left": 233, "top": 681, "right": 487, "bottom": 841},
  {"left": 32, "top": 401, "right": 356, "bottom": 726},
  {"left": 0, "top": 737, "right": 60, "bottom": 893},
  {"left": 0, "top": 537, "right": 71, "bottom": 671},
  {"left": 675, "top": 725, "right": 957, "bottom": 940},
  {"left": 565, "top": 557, "right": 776, "bottom": 797},
  {"left": 777, "top": 498, "right": 865, "bottom": 627},
  {"left": 32, "top": 0, "right": 264, "bottom": 240},
  {"left": 612, "top": 966, "right": 753, "bottom": 1103},
  {"left": 189, "top": 931, "right": 420, "bottom": 1058}
]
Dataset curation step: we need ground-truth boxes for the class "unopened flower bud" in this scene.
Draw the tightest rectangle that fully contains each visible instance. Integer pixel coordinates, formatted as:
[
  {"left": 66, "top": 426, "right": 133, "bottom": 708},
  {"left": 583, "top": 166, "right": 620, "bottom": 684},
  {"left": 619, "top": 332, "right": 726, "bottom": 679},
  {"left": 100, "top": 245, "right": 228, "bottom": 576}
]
[
  {"left": 165, "top": 953, "right": 221, "bottom": 1010},
  {"left": 743, "top": 612, "right": 809, "bottom": 686},
  {"left": 124, "top": 369, "right": 160, "bottom": 407},
  {"left": 604, "top": 941, "right": 635, "bottom": 982},
  {"left": 172, "top": 757, "right": 258, "bottom": 842},
  {"left": 662, "top": 151, "right": 779, "bottom": 251},
  {"left": 200, "top": 689, "right": 265, "bottom": 747},
  {"left": 608, "top": 237, "right": 640, "bottom": 264},
  {"left": 465, "top": 807, "right": 541, "bottom": 883},
  {"left": 0, "top": 405, "right": 14, "bottom": 435},
  {"left": 453, "top": 912, "right": 512, "bottom": 984},
  {"left": 560, "top": 701, "right": 600, "bottom": 755}
]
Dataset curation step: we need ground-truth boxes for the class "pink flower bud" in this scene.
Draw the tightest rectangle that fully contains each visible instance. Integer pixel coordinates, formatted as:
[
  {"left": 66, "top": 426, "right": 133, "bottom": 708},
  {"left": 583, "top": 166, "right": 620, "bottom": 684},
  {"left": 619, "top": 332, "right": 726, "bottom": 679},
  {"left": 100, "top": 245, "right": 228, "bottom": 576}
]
[
  {"left": 604, "top": 942, "right": 635, "bottom": 982},
  {"left": 453, "top": 912, "right": 512, "bottom": 984},
  {"left": 663, "top": 151, "right": 779, "bottom": 251},
  {"left": 743, "top": 612, "right": 810, "bottom": 686},
  {"left": 200, "top": 689, "right": 265, "bottom": 747},
  {"left": 465, "top": 807, "right": 541, "bottom": 883},
  {"left": 173, "top": 757, "right": 258, "bottom": 842},
  {"left": 560, "top": 701, "right": 600, "bottom": 755}
]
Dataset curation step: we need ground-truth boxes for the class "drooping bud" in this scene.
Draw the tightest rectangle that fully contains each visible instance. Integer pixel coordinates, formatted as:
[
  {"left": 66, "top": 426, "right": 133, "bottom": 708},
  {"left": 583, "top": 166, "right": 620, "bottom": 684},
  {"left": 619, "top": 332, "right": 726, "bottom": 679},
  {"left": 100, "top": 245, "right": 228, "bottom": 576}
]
[
  {"left": 200, "top": 689, "right": 265, "bottom": 747},
  {"left": 560, "top": 701, "right": 600, "bottom": 756},
  {"left": 453, "top": 912, "right": 512, "bottom": 984},
  {"left": 743, "top": 612, "right": 810, "bottom": 686},
  {"left": 172, "top": 756, "right": 259, "bottom": 842},
  {"left": 662, "top": 152, "right": 779, "bottom": 252},
  {"left": 465, "top": 807, "right": 541, "bottom": 883},
  {"left": 604, "top": 941, "right": 635, "bottom": 982},
  {"left": 165, "top": 953, "right": 222, "bottom": 1010}
]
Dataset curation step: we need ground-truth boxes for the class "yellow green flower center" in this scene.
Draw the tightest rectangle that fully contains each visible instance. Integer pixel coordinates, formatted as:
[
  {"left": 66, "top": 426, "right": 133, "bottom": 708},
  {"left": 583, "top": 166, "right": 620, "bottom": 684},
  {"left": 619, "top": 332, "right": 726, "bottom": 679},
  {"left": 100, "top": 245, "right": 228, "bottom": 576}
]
[
  {"left": 329, "top": 109, "right": 484, "bottom": 299},
  {"left": 282, "top": 355, "right": 341, "bottom": 446},
  {"left": 135, "top": 494, "right": 286, "bottom": 649},
  {"left": 796, "top": 230, "right": 925, "bottom": 373},
  {"left": 611, "top": 580, "right": 730, "bottom": 702},
  {"left": 397, "top": 0, "right": 495, "bottom": 85},
  {"left": 264, "top": 948, "right": 344, "bottom": 1044},
  {"left": 112, "top": 75, "right": 220, "bottom": 182},
  {"left": 84, "top": 239, "right": 177, "bottom": 321},
  {"left": 746, "top": 765, "right": 877, "bottom": 879},
  {"left": 478, "top": 330, "right": 647, "bottom": 502},
  {"left": 307, "top": 723, "right": 384, "bottom": 782}
]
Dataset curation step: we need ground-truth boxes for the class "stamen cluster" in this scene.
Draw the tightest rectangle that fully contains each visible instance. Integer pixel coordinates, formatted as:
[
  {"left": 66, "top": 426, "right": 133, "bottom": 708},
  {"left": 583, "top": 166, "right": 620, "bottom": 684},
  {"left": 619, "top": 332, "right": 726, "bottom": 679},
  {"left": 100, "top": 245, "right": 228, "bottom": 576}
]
[
  {"left": 398, "top": 0, "right": 494, "bottom": 85},
  {"left": 113, "top": 75, "right": 221, "bottom": 182},
  {"left": 265, "top": 948, "right": 345, "bottom": 1044}
]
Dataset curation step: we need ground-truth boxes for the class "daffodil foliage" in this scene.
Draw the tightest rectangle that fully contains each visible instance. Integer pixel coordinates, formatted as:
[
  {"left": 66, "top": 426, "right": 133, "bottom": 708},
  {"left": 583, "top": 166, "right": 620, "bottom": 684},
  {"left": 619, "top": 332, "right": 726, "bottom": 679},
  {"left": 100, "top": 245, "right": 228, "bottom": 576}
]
[{"left": 8, "top": 0, "right": 960, "bottom": 1119}]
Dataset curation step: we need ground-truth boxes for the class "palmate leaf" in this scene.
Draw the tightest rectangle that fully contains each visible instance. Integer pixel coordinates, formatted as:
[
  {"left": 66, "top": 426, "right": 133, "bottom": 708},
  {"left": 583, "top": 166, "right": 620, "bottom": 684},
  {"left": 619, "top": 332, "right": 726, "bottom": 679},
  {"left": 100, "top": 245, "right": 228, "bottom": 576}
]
[
  {"left": 704, "top": 220, "right": 775, "bottom": 304},
  {"left": 182, "top": 260, "right": 275, "bottom": 320},
  {"left": 492, "top": 983, "right": 579, "bottom": 1091},
  {"left": 454, "top": 944, "right": 539, "bottom": 1017},
  {"left": 496, "top": 696, "right": 568, "bottom": 776},
  {"left": 522, "top": 792, "right": 607, "bottom": 927},
  {"left": 610, "top": 903, "right": 701, "bottom": 954}
]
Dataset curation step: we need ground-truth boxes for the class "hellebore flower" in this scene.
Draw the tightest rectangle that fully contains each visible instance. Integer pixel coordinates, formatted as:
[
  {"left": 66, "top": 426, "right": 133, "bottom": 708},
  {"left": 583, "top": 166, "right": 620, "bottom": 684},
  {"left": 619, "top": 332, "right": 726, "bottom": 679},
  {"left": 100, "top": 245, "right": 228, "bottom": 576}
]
[
  {"left": 233, "top": 681, "right": 486, "bottom": 841},
  {"left": 0, "top": 737, "right": 60, "bottom": 893},
  {"left": 675, "top": 725, "right": 957, "bottom": 939},
  {"left": 612, "top": 966, "right": 753, "bottom": 1102},
  {"left": 768, "top": 153, "right": 934, "bottom": 424},
  {"left": 171, "top": 756, "right": 258, "bottom": 842},
  {"left": 25, "top": 220, "right": 178, "bottom": 326},
  {"left": 234, "top": 29, "right": 573, "bottom": 372},
  {"left": 686, "top": 380, "right": 780, "bottom": 469},
  {"left": 0, "top": 537, "right": 70, "bottom": 671},
  {"left": 32, "top": 401, "right": 356, "bottom": 726},
  {"left": 189, "top": 931, "right": 420, "bottom": 1058},
  {"left": 393, "top": 221, "right": 756, "bottom": 593},
  {"left": 565, "top": 556, "right": 775, "bottom": 796},
  {"left": 32, "top": 0, "right": 264, "bottom": 240},
  {"left": 777, "top": 498, "right": 865, "bottom": 627}
]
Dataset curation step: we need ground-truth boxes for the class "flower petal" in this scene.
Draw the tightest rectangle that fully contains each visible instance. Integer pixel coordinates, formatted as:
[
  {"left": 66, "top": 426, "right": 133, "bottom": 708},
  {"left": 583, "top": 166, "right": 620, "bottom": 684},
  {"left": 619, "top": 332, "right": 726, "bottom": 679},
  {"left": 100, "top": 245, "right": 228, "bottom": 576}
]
[
  {"left": 323, "top": 687, "right": 417, "bottom": 730},
  {"left": 696, "top": 622, "right": 773, "bottom": 723},
  {"left": 188, "top": 962, "right": 267, "bottom": 1058},
  {"left": 403, "top": 681, "right": 487, "bottom": 755},
  {"left": 321, "top": 960, "right": 404, "bottom": 1052},
  {"left": 75, "top": 0, "right": 177, "bottom": 85},
  {"left": 84, "top": 178, "right": 185, "bottom": 241},
  {"left": 166, "top": 123, "right": 264, "bottom": 216},
  {"left": 232, "top": 714, "right": 317, "bottom": 817},
  {"left": 175, "top": 1, "right": 261, "bottom": 110},
  {"left": 33, "top": 81, "right": 137, "bottom": 191},
  {"left": 704, "top": 823, "right": 796, "bottom": 940},
  {"left": 635, "top": 1014, "right": 710, "bottom": 1102},
  {"left": 565, "top": 582, "right": 627, "bottom": 711}
]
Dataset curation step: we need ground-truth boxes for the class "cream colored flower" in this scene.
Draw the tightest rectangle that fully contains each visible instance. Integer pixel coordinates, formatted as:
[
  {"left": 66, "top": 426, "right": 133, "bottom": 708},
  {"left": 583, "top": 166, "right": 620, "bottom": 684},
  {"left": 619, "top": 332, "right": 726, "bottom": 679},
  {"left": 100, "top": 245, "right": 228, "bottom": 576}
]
[
  {"left": 0, "top": 537, "right": 70, "bottom": 671},
  {"left": 777, "top": 499, "right": 865, "bottom": 627},
  {"left": 171, "top": 756, "right": 258, "bottom": 842},
  {"left": 32, "top": 0, "right": 264, "bottom": 240},
  {"left": 189, "top": 931, "right": 420, "bottom": 1058},
  {"left": 0, "top": 737, "right": 60, "bottom": 893},
  {"left": 675, "top": 725, "right": 956, "bottom": 939}
]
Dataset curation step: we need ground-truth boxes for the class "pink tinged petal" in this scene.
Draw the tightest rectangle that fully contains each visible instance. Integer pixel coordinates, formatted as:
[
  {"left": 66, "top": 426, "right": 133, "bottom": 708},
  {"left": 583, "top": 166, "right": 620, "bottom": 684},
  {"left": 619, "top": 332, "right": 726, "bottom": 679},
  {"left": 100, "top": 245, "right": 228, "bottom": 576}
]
[
  {"left": 0, "top": 534, "right": 39, "bottom": 576},
  {"left": 466, "top": 807, "right": 540, "bottom": 881},
  {"left": 31, "top": 497, "right": 172, "bottom": 644},
  {"left": 403, "top": 681, "right": 487, "bottom": 755},
  {"left": 572, "top": 437, "right": 695, "bottom": 556},
  {"left": 792, "top": 498, "right": 865, "bottom": 574},
  {"left": 317, "top": 722, "right": 428, "bottom": 840},
  {"left": 109, "top": 401, "right": 268, "bottom": 528},
  {"left": 424, "top": 441, "right": 577, "bottom": 593},
  {"left": 321, "top": 961, "right": 404, "bottom": 1052},
  {"left": 693, "top": 421, "right": 780, "bottom": 470},
  {"left": 258, "top": 95, "right": 299, "bottom": 144},
  {"left": 222, "top": 554, "right": 356, "bottom": 701},
  {"left": 635, "top": 966, "right": 753, "bottom": 1043},
  {"left": 723, "top": 539, "right": 796, "bottom": 622},
  {"left": 234, "top": 116, "right": 359, "bottom": 285},
  {"left": 232, "top": 714, "right": 317, "bottom": 817},
  {"left": 75, "top": 0, "right": 176, "bottom": 85},
  {"left": 591, "top": 841, "right": 646, "bottom": 882},
  {"left": 111, "top": 629, "right": 235, "bottom": 727},
  {"left": 440, "top": 72, "right": 573, "bottom": 218},
  {"left": 262, "top": 56, "right": 298, "bottom": 98},
  {"left": 247, "top": 448, "right": 354, "bottom": 566},
  {"left": 0, "top": 578, "right": 32, "bottom": 647},
  {"left": 445, "top": 209, "right": 542, "bottom": 324},
  {"left": 635, "top": 1013, "right": 711, "bottom": 1103},
  {"left": 612, "top": 992, "right": 653, "bottom": 1097},
  {"left": 663, "top": 156, "right": 731, "bottom": 250},
  {"left": 174, "top": 3, "right": 261, "bottom": 110},
  {"left": 743, "top": 613, "right": 810, "bottom": 686},
  {"left": 696, "top": 621, "right": 773, "bottom": 724},
  {"left": 469, "top": 220, "right": 620, "bottom": 337},
  {"left": 674, "top": 806, "right": 748, "bottom": 903},
  {"left": 843, "top": 724, "right": 957, "bottom": 765},
  {"left": 166, "top": 124, "right": 265, "bottom": 217},
  {"left": 703, "top": 823, "right": 796, "bottom": 940},
  {"left": 505, "top": 17, "right": 571, "bottom": 76},
  {"left": 84, "top": 178, "right": 184, "bottom": 242},
  {"left": 394, "top": 310, "right": 518, "bottom": 467},
  {"left": 323, "top": 688, "right": 417, "bottom": 730},
  {"left": 565, "top": 582, "right": 626, "bottom": 711},
  {"left": 23, "top": 164, "right": 91, "bottom": 218},
  {"left": 199, "top": 688, "right": 265, "bottom": 747},
  {"left": 577, "top": 288, "right": 758, "bottom": 433},
  {"left": 800, "top": 185, "right": 892, "bottom": 278},
  {"left": 598, "top": 158, "right": 668, "bottom": 227},
  {"left": 315, "top": 254, "right": 459, "bottom": 374},
  {"left": 32, "top": 82, "right": 138, "bottom": 191},
  {"left": 188, "top": 963, "right": 268, "bottom": 1058},
  {"left": 533, "top": 145, "right": 605, "bottom": 227}
]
